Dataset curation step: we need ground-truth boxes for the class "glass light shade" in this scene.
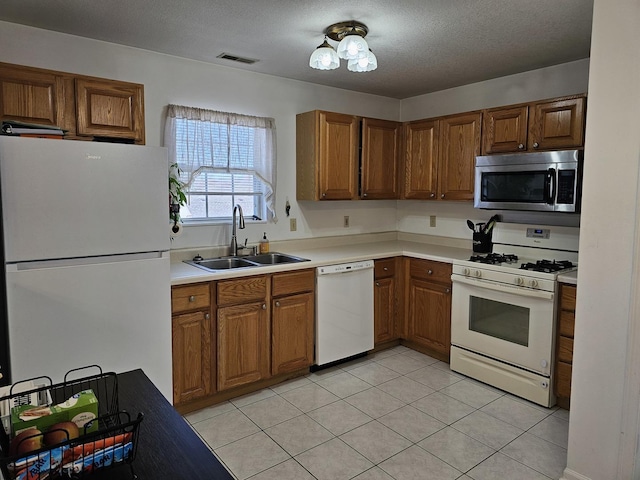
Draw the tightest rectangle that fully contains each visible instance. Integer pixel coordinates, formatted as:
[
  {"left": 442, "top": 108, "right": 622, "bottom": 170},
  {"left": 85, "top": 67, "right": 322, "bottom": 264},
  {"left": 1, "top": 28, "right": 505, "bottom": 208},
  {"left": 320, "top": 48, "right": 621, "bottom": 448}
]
[
  {"left": 309, "top": 39, "right": 340, "bottom": 70},
  {"left": 337, "top": 33, "right": 369, "bottom": 60},
  {"left": 347, "top": 50, "right": 378, "bottom": 72}
]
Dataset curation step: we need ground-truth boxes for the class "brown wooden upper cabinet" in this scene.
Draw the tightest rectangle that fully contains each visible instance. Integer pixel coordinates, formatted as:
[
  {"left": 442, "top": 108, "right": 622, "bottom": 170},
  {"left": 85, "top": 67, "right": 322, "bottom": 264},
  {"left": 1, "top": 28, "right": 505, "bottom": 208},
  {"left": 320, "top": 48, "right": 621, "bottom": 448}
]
[
  {"left": 403, "top": 112, "right": 481, "bottom": 201},
  {"left": 296, "top": 110, "right": 400, "bottom": 201},
  {"left": 0, "top": 62, "right": 145, "bottom": 144},
  {"left": 482, "top": 94, "right": 586, "bottom": 154}
]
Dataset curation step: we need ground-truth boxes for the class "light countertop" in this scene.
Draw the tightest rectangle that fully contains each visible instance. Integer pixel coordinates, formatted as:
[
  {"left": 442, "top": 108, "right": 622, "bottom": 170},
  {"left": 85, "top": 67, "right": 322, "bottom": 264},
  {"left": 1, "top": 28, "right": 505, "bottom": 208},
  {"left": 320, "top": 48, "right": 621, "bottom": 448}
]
[
  {"left": 558, "top": 270, "right": 578, "bottom": 285},
  {"left": 171, "top": 237, "right": 473, "bottom": 285}
]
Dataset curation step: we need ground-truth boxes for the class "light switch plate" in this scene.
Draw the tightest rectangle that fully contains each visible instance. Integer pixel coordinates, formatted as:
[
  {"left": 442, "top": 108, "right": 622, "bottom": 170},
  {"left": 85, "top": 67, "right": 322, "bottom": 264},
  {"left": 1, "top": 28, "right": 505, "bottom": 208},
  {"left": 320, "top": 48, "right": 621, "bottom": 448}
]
[{"left": 290, "top": 218, "right": 297, "bottom": 231}]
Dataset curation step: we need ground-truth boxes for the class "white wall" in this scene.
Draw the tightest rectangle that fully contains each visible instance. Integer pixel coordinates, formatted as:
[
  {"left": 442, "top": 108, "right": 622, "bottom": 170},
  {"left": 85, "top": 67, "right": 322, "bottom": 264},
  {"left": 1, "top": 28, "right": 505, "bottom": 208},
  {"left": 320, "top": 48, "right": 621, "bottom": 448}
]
[
  {"left": 563, "top": 1, "right": 640, "bottom": 479},
  {"left": 0, "top": 21, "right": 590, "bottom": 250}
]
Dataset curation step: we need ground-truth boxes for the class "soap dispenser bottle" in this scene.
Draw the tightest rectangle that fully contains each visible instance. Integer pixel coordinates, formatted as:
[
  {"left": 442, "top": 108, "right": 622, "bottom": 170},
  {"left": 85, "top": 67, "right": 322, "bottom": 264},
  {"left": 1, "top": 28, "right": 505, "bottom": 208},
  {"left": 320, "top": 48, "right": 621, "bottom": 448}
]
[{"left": 259, "top": 232, "right": 270, "bottom": 254}]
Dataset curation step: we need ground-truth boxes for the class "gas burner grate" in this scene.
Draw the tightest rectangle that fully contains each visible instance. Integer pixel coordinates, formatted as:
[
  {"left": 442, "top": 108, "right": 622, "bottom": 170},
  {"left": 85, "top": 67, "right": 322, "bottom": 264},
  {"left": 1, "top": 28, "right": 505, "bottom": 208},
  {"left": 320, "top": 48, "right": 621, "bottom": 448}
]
[
  {"left": 469, "top": 253, "right": 519, "bottom": 264},
  {"left": 519, "top": 259, "right": 575, "bottom": 273}
]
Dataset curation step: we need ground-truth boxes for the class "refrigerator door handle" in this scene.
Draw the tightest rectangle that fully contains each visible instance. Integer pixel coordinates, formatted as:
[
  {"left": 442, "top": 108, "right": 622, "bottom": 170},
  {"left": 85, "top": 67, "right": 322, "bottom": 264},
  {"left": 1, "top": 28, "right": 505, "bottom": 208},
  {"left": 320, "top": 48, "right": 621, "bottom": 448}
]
[{"left": 8, "top": 251, "right": 169, "bottom": 272}]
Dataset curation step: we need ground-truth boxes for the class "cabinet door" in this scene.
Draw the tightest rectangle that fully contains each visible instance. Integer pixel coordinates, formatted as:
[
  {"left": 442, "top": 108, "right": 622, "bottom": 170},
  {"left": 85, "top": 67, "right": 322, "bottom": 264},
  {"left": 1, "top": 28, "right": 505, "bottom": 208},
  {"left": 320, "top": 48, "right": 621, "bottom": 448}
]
[
  {"left": 75, "top": 77, "right": 145, "bottom": 143},
  {"left": 0, "top": 63, "right": 75, "bottom": 134},
  {"left": 172, "top": 310, "right": 213, "bottom": 404},
  {"left": 482, "top": 106, "right": 529, "bottom": 154},
  {"left": 407, "top": 278, "right": 452, "bottom": 358},
  {"left": 318, "top": 111, "right": 359, "bottom": 200},
  {"left": 272, "top": 292, "right": 314, "bottom": 375},
  {"left": 438, "top": 112, "right": 481, "bottom": 201},
  {"left": 374, "top": 277, "right": 396, "bottom": 344},
  {"left": 403, "top": 119, "right": 439, "bottom": 199},
  {"left": 361, "top": 118, "right": 400, "bottom": 199},
  {"left": 528, "top": 96, "right": 585, "bottom": 151},
  {"left": 218, "top": 302, "right": 270, "bottom": 391}
]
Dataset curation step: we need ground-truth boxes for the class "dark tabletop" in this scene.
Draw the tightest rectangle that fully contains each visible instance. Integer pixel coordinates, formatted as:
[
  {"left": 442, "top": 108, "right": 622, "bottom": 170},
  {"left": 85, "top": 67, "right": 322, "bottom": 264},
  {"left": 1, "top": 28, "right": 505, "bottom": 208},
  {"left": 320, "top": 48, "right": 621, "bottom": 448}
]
[{"left": 88, "top": 369, "right": 232, "bottom": 480}]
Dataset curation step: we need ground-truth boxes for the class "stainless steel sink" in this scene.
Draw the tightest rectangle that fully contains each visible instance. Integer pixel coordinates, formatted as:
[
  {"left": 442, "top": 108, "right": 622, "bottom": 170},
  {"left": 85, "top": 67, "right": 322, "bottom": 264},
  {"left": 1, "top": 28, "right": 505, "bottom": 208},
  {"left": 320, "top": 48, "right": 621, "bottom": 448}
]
[
  {"left": 184, "top": 252, "right": 309, "bottom": 272},
  {"left": 244, "top": 252, "right": 310, "bottom": 265},
  {"left": 185, "top": 257, "right": 259, "bottom": 271}
]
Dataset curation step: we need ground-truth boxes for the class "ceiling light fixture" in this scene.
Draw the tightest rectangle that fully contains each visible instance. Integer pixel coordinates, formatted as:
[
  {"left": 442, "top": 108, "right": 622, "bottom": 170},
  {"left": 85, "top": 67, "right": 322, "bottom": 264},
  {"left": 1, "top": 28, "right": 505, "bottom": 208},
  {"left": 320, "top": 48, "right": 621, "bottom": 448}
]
[{"left": 309, "top": 21, "right": 377, "bottom": 72}]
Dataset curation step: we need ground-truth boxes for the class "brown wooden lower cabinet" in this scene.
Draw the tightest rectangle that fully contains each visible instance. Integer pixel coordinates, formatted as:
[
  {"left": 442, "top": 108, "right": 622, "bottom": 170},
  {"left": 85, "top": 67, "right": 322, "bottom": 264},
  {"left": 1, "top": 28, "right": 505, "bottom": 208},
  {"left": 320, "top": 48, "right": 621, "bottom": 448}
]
[
  {"left": 172, "top": 310, "right": 213, "bottom": 404},
  {"left": 405, "top": 258, "right": 452, "bottom": 360},
  {"left": 374, "top": 258, "right": 398, "bottom": 345},
  {"left": 218, "top": 301, "right": 270, "bottom": 391},
  {"left": 272, "top": 292, "right": 314, "bottom": 374},
  {"left": 555, "top": 283, "right": 577, "bottom": 407}
]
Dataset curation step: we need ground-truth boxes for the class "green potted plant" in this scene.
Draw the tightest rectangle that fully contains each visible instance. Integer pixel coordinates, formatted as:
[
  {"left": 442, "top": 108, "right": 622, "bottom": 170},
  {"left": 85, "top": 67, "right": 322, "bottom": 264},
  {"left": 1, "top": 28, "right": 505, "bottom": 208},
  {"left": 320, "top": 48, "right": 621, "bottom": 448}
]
[{"left": 169, "top": 163, "right": 187, "bottom": 233}]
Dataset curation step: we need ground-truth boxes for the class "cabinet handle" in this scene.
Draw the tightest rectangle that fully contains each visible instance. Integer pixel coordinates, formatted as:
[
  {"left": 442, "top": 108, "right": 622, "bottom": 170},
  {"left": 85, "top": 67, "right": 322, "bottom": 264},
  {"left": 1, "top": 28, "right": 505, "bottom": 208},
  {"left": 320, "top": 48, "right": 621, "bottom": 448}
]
[
  {"left": 428, "top": 269, "right": 433, "bottom": 275},
  {"left": 205, "top": 313, "right": 210, "bottom": 320},
  {"left": 375, "top": 282, "right": 380, "bottom": 286},
  {"left": 518, "top": 143, "right": 524, "bottom": 150},
  {"left": 383, "top": 267, "right": 388, "bottom": 271},
  {"left": 533, "top": 142, "right": 539, "bottom": 149},
  {"left": 440, "top": 194, "right": 445, "bottom": 199},
  {"left": 188, "top": 295, "right": 195, "bottom": 302},
  {"left": 262, "top": 304, "right": 267, "bottom": 310},
  {"left": 322, "top": 193, "right": 327, "bottom": 197},
  {"left": 430, "top": 193, "right": 435, "bottom": 198},
  {"left": 275, "top": 301, "right": 280, "bottom": 307},
  {"left": 363, "top": 193, "right": 368, "bottom": 197},
  {"left": 445, "top": 288, "right": 451, "bottom": 293}
]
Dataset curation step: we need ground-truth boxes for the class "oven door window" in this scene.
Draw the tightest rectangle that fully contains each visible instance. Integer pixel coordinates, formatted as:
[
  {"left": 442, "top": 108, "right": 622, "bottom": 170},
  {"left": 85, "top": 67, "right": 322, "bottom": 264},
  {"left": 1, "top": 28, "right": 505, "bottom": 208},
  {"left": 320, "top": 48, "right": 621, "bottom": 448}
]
[
  {"left": 480, "top": 171, "right": 548, "bottom": 203},
  {"left": 469, "top": 296, "right": 529, "bottom": 346}
]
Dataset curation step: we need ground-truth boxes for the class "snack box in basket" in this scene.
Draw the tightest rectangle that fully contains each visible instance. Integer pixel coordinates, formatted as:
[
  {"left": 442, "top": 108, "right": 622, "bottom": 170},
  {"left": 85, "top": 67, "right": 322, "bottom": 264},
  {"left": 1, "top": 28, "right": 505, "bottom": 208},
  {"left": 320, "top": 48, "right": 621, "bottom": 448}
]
[{"left": 11, "top": 389, "right": 98, "bottom": 436}]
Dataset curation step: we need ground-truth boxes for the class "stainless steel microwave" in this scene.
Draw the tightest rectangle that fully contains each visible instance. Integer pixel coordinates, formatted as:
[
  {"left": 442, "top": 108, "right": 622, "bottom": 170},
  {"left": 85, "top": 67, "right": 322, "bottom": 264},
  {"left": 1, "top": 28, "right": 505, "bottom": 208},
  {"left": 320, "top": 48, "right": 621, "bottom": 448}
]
[{"left": 474, "top": 150, "right": 583, "bottom": 213}]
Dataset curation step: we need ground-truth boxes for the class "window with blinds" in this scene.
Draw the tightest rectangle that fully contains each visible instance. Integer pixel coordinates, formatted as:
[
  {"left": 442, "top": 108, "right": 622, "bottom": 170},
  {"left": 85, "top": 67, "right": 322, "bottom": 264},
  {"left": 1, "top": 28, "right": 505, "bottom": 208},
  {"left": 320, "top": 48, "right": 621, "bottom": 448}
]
[{"left": 165, "top": 105, "right": 277, "bottom": 223}]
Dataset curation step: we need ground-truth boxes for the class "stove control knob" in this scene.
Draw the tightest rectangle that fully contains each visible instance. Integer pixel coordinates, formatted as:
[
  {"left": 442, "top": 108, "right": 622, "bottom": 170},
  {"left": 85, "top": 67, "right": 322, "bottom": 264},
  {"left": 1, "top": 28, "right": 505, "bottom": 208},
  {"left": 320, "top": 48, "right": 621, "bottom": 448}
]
[
  {"left": 540, "top": 359, "right": 548, "bottom": 368},
  {"left": 529, "top": 279, "right": 539, "bottom": 288},
  {"left": 463, "top": 268, "right": 471, "bottom": 276},
  {"left": 474, "top": 270, "right": 482, "bottom": 278},
  {"left": 515, "top": 277, "right": 525, "bottom": 286},
  {"left": 541, "top": 380, "right": 549, "bottom": 389}
]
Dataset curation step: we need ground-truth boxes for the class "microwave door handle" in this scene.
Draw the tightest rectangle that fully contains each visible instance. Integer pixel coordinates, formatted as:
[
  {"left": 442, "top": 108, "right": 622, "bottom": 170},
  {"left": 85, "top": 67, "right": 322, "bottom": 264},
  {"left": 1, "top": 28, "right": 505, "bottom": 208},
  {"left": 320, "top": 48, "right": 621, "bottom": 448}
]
[{"left": 547, "top": 168, "right": 556, "bottom": 204}]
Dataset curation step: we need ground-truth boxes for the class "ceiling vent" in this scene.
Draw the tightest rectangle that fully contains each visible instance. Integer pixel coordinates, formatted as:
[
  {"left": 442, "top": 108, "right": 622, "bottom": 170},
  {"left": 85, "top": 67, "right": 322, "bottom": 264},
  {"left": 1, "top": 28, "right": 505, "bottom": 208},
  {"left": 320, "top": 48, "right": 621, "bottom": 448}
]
[{"left": 216, "top": 53, "right": 258, "bottom": 64}]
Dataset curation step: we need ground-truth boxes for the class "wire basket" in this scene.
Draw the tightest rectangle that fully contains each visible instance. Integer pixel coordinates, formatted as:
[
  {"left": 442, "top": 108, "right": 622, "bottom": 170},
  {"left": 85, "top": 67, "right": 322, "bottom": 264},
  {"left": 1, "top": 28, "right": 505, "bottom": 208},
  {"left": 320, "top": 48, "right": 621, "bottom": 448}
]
[{"left": 0, "top": 366, "right": 143, "bottom": 479}]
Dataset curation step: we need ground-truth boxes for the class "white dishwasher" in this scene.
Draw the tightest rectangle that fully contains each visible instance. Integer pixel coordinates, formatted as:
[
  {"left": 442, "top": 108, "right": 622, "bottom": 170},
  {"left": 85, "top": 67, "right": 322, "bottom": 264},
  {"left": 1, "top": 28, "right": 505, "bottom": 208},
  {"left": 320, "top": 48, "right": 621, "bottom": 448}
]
[{"left": 316, "top": 260, "right": 374, "bottom": 366}]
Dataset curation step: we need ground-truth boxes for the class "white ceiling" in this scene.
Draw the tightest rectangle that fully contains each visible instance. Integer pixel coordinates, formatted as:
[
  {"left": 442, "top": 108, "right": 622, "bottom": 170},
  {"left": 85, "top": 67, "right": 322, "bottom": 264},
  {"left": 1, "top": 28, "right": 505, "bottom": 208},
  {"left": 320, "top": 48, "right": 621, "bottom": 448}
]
[{"left": 0, "top": 0, "right": 594, "bottom": 99}]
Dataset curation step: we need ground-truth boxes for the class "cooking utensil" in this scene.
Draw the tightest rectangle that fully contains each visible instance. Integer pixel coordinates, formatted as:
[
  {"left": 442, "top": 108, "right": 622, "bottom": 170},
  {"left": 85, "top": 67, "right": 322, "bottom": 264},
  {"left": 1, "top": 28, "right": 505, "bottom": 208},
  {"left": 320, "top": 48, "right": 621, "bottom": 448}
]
[
  {"left": 466, "top": 220, "right": 475, "bottom": 231},
  {"left": 476, "top": 223, "right": 485, "bottom": 233},
  {"left": 482, "top": 215, "right": 499, "bottom": 234}
]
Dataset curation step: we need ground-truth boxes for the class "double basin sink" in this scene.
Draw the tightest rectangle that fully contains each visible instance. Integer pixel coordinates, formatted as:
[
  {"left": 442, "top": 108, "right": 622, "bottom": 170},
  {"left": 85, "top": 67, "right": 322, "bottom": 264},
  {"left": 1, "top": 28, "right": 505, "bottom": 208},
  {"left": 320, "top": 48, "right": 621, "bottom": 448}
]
[{"left": 185, "top": 252, "right": 310, "bottom": 272}]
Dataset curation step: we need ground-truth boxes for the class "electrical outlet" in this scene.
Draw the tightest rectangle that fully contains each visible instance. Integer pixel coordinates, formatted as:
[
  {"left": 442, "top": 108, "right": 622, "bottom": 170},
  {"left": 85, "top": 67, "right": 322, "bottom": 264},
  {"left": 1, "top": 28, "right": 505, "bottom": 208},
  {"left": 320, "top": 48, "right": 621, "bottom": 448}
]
[
  {"left": 430, "top": 215, "right": 436, "bottom": 227},
  {"left": 344, "top": 215, "right": 350, "bottom": 228},
  {"left": 290, "top": 218, "right": 297, "bottom": 231}
]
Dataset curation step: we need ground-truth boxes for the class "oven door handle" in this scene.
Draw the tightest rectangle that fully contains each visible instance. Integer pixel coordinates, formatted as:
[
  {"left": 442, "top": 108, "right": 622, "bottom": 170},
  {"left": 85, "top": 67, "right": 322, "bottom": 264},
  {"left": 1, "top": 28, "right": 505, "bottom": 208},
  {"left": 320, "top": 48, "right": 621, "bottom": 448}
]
[{"left": 452, "top": 276, "right": 555, "bottom": 300}]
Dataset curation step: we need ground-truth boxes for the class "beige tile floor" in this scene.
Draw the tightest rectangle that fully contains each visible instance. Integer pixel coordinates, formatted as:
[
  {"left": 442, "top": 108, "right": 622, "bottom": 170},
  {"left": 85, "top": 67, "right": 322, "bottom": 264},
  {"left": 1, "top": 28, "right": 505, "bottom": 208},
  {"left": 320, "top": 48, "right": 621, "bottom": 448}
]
[{"left": 185, "top": 346, "right": 569, "bottom": 480}]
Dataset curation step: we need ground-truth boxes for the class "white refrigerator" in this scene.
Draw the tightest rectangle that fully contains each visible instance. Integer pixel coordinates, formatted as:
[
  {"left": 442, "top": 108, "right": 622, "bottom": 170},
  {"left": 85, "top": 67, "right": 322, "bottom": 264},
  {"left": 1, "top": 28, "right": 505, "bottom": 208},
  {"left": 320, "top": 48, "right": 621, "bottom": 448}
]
[{"left": 0, "top": 136, "right": 173, "bottom": 401}]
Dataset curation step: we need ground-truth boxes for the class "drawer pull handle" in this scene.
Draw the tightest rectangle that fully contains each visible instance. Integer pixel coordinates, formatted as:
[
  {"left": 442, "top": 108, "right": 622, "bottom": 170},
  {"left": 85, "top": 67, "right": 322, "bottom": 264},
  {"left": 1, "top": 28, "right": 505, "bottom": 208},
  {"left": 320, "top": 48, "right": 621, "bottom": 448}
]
[
  {"left": 383, "top": 267, "right": 388, "bottom": 271},
  {"left": 189, "top": 295, "right": 195, "bottom": 302},
  {"left": 445, "top": 288, "right": 451, "bottom": 293},
  {"left": 262, "top": 304, "right": 267, "bottom": 310},
  {"left": 205, "top": 313, "right": 210, "bottom": 320},
  {"left": 376, "top": 282, "right": 380, "bottom": 287},
  {"left": 275, "top": 301, "right": 281, "bottom": 307},
  {"left": 428, "top": 269, "right": 433, "bottom": 275}
]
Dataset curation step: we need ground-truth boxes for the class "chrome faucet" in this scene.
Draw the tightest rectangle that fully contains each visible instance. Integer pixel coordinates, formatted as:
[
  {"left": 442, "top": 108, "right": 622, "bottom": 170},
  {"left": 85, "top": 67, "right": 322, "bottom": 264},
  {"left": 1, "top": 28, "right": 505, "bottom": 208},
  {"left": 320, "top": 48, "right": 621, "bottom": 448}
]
[{"left": 230, "top": 204, "right": 246, "bottom": 256}]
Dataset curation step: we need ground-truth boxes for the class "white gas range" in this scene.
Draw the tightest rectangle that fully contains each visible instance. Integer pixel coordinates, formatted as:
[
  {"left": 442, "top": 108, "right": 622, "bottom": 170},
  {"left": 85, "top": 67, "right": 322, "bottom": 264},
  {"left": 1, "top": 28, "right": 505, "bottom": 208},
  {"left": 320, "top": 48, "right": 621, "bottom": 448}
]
[{"left": 450, "top": 223, "right": 579, "bottom": 407}]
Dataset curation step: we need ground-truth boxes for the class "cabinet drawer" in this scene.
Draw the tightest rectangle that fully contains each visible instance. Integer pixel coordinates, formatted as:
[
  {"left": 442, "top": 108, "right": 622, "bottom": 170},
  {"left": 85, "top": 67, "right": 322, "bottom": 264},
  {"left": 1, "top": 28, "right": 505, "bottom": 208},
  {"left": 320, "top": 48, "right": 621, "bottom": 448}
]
[
  {"left": 272, "top": 269, "right": 315, "bottom": 297},
  {"left": 409, "top": 259, "right": 452, "bottom": 283},
  {"left": 171, "top": 283, "right": 211, "bottom": 313},
  {"left": 560, "top": 284, "right": 576, "bottom": 310},
  {"left": 557, "top": 336, "right": 574, "bottom": 363},
  {"left": 559, "top": 310, "right": 575, "bottom": 338},
  {"left": 218, "top": 276, "right": 267, "bottom": 306},
  {"left": 556, "top": 361, "right": 573, "bottom": 398},
  {"left": 375, "top": 258, "right": 396, "bottom": 279}
]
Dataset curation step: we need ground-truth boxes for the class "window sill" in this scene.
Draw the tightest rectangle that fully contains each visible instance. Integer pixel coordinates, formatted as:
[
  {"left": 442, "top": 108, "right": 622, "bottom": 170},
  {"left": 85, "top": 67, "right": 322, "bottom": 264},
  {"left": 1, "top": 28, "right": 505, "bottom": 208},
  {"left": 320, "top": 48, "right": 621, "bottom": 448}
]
[{"left": 180, "top": 218, "right": 267, "bottom": 227}]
